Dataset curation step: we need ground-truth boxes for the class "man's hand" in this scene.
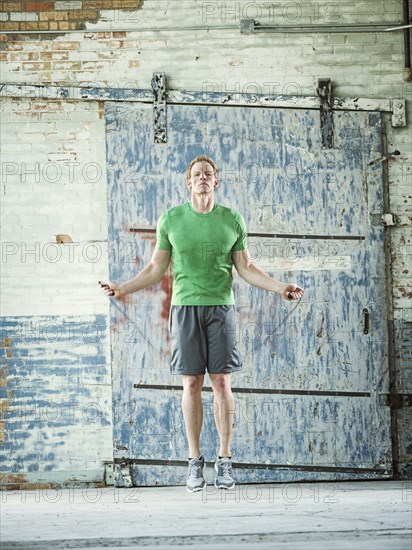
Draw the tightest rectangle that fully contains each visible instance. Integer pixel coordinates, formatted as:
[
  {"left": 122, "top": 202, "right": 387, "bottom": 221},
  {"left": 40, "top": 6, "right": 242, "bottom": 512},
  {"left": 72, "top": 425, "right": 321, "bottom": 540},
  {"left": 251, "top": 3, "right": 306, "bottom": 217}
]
[
  {"left": 283, "top": 284, "right": 304, "bottom": 301},
  {"left": 99, "top": 281, "right": 122, "bottom": 299},
  {"left": 233, "top": 249, "right": 305, "bottom": 299}
]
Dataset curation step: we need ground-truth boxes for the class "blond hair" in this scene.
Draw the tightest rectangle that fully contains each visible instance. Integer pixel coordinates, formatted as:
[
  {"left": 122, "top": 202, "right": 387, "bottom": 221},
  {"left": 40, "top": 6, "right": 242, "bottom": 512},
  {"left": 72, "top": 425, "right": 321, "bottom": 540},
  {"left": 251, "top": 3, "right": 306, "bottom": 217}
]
[{"left": 186, "top": 155, "right": 218, "bottom": 181}]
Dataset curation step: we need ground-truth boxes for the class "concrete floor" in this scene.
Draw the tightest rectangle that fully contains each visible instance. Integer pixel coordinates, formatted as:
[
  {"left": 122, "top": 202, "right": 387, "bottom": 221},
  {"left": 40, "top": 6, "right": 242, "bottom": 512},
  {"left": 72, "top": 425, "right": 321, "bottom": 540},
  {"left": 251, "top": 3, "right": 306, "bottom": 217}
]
[{"left": 1, "top": 481, "right": 411, "bottom": 550}]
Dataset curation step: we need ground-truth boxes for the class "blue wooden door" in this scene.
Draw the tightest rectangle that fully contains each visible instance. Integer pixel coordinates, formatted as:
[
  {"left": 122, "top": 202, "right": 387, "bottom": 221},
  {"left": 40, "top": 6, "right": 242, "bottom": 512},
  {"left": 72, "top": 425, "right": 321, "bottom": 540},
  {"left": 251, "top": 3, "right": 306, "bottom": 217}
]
[{"left": 105, "top": 102, "right": 392, "bottom": 485}]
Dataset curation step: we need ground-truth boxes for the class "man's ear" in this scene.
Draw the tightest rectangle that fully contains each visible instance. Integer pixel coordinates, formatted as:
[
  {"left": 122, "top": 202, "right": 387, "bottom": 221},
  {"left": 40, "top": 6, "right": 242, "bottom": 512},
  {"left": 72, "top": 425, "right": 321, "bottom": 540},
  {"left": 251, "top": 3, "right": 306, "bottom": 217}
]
[{"left": 214, "top": 178, "right": 218, "bottom": 188}]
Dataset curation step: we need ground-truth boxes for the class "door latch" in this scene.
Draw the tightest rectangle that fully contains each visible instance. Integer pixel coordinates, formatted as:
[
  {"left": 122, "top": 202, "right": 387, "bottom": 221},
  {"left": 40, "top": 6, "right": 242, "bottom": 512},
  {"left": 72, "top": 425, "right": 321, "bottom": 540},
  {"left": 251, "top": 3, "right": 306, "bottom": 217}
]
[
  {"left": 363, "top": 307, "right": 370, "bottom": 334},
  {"left": 371, "top": 213, "right": 397, "bottom": 226}
]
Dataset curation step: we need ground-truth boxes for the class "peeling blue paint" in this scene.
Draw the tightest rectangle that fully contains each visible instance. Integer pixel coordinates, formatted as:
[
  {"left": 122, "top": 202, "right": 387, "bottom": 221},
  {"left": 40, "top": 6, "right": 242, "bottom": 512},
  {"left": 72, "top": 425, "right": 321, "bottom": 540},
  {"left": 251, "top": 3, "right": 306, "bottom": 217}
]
[
  {"left": 106, "top": 103, "right": 391, "bottom": 485},
  {"left": 0, "top": 315, "right": 111, "bottom": 483}
]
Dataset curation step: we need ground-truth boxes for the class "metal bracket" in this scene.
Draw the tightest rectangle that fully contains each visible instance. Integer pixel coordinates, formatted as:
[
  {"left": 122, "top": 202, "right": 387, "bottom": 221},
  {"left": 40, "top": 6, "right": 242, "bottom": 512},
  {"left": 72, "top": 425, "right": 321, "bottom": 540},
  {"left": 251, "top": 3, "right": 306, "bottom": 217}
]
[
  {"left": 371, "top": 213, "right": 397, "bottom": 226},
  {"left": 379, "top": 393, "right": 412, "bottom": 408},
  {"left": 240, "top": 19, "right": 256, "bottom": 34},
  {"left": 391, "top": 99, "right": 406, "bottom": 127},
  {"left": 151, "top": 72, "right": 167, "bottom": 143},
  {"left": 316, "top": 78, "right": 334, "bottom": 149},
  {"left": 114, "top": 462, "right": 134, "bottom": 488},
  {"left": 103, "top": 462, "right": 114, "bottom": 486}
]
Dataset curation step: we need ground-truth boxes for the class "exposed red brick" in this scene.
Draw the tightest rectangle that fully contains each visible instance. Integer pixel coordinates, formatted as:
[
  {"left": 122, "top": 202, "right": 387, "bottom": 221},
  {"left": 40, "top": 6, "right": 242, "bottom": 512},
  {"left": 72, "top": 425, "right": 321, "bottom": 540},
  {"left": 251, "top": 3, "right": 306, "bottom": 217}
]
[
  {"left": 33, "top": 102, "right": 63, "bottom": 110},
  {"left": 40, "top": 11, "right": 70, "bottom": 21},
  {"left": 19, "top": 22, "right": 46, "bottom": 30},
  {"left": 84, "top": 1, "right": 143, "bottom": 8},
  {"left": 21, "top": 60, "right": 51, "bottom": 70},
  {"left": 52, "top": 60, "right": 81, "bottom": 70},
  {"left": 68, "top": 9, "right": 99, "bottom": 20},
  {"left": 84, "top": 31, "right": 111, "bottom": 39},
  {"left": 52, "top": 40, "right": 80, "bottom": 50},
  {"left": 40, "top": 50, "right": 68, "bottom": 60},
  {"left": 0, "top": 22, "right": 17, "bottom": 31},
  {"left": 0, "top": 3, "right": 23, "bottom": 12},
  {"left": 10, "top": 51, "right": 39, "bottom": 60},
  {"left": 0, "top": 0, "right": 143, "bottom": 38},
  {"left": 25, "top": 2, "right": 54, "bottom": 10},
  {"left": 0, "top": 37, "right": 22, "bottom": 46}
]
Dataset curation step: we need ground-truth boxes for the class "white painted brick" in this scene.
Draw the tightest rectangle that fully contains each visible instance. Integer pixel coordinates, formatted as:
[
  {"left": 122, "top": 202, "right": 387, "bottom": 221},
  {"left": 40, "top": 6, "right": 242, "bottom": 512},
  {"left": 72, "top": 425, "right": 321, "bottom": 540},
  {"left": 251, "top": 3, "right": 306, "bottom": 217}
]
[
  {"left": 9, "top": 12, "right": 39, "bottom": 22},
  {"left": 15, "top": 132, "right": 48, "bottom": 143},
  {"left": 55, "top": 0, "right": 83, "bottom": 9},
  {"left": 4, "top": 214, "right": 50, "bottom": 227},
  {"left": 0, "top": 143, "right": 32, "bottom": 153},
  {"left": 1, "top": 239, "right": 110, "bottom": 316}
]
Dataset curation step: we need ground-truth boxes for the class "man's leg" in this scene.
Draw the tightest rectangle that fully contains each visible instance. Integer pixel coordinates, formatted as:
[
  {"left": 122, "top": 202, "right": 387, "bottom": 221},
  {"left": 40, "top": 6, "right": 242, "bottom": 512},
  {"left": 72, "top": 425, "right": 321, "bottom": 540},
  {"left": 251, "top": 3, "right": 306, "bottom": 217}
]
[
  {"left": 209, "top": 373, "right": 234, "bottom": 457},
  {"left": 181, "top": 374, "right": 204, "bottom": 457},
  {"left": 182, "top": 374, "right": 206, "bottom": 492},
  {"left": 209, "top": 372, "right": 236, "bottom": 489}
]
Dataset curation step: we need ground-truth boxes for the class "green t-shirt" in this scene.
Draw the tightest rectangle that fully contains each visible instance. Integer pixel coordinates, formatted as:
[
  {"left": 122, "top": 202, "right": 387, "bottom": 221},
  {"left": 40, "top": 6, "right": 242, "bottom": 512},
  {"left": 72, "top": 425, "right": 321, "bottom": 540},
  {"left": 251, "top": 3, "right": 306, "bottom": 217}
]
[{"left": 156, "top": 202, "right": 248, "bottom": 305}]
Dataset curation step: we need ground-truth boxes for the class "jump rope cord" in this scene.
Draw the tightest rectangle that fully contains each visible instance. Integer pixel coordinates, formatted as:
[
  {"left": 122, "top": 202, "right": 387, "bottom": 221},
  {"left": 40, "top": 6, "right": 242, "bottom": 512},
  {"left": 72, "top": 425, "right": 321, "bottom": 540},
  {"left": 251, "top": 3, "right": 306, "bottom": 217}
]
[
  {"left": 107, "top": 287, "right": 303, "bottom": 358},
  {"left": 247, "top": 294, "right": 303, "bottom": 357},
  {"left": 109, "top": 295, "right": 162, "bottom": 355}
]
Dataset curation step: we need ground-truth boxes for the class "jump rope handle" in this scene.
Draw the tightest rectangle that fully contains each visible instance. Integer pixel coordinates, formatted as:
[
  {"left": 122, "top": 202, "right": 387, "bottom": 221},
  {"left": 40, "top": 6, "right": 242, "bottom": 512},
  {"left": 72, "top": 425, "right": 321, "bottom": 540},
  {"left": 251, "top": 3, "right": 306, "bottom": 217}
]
[
  {"left": 99, "top": 281, "right": 115, "bottom": 297},
  {"left": 100, "top": 281, "right": 296, "bottom": 301}
]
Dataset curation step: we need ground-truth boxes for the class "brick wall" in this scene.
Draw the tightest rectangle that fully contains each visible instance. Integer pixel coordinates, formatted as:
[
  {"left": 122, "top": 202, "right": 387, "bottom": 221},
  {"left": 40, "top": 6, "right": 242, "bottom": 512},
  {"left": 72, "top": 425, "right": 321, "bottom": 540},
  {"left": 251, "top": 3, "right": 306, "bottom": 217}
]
[
  {"left": 0, "top": 98, "right": 113, "bottom": 487},
  {"left": 0, "top": 0, "right": 411, "bottom": 484},
  {"left": 0, "top": 99, "right": 109, "bottom": 316},
  {"left": 0, "top": 1, "right": 143, "bottom": 33}
]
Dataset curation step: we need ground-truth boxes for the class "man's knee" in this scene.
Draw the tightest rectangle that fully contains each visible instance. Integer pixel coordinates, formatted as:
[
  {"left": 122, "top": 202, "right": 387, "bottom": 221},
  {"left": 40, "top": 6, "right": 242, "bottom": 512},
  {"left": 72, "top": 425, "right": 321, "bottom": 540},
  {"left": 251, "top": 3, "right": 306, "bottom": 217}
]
[
  {"left": 210, "top": 373, "right": 232, "bottom": 394},
  {"left": 182, "top": 374, "right": 204, "bottom": 396}
]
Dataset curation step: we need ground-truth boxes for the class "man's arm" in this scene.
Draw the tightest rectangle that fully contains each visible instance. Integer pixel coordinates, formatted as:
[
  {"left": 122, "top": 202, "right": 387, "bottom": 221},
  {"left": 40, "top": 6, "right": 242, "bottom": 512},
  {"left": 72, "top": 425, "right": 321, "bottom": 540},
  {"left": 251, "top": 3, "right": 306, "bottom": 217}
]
[
  {"left": 100, "top": 247, "right": 171, "bottom": 298},
  {"left": 232, "top": 248, "right": 304, "bottom": 301}
]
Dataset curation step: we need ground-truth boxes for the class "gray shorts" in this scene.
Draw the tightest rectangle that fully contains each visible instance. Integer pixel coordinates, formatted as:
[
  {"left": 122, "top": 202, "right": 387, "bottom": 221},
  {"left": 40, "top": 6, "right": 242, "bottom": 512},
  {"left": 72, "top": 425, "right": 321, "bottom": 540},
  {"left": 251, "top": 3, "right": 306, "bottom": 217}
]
[{"left": 169, "top": 305, "right": 243, "bottom": 376}]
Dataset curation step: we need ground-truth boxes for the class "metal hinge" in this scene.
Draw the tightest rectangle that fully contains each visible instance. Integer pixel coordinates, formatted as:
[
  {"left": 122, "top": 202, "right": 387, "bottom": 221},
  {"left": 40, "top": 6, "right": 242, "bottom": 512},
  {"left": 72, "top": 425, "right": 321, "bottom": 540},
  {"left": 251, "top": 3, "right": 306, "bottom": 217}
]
[
  {"left": 391, "top": 99, "right": 406, "bottom": 127},
  {"left": 379, "top": 393, "right": 412, "bottom": 408},
  {"left": 371, "top": 213, "right": 397, "bottom": 226},
  {"left": 316, "top": 78, "right": 334, "bottom": 149},
  {"left": 151, "top": 72, "right": 167, "bottom": 143}
]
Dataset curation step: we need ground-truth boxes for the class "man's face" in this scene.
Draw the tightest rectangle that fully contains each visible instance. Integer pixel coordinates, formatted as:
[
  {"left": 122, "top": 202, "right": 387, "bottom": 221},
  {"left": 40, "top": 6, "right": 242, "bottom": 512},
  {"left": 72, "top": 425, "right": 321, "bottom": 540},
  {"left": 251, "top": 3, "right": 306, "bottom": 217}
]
[{"left": 188, "top": 161, "right": 218, "bottom": 194}]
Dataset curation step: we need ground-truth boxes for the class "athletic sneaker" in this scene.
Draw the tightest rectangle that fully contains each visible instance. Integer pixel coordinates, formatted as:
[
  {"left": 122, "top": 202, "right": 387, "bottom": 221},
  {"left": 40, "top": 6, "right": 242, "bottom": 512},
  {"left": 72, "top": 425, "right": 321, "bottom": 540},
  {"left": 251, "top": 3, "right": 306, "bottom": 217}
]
[
  {"left": 186, "top": 456, "right": 206, "bottom": 492},
  {"left": 214, "top": 457, "right": 235, "bottom": 489}
]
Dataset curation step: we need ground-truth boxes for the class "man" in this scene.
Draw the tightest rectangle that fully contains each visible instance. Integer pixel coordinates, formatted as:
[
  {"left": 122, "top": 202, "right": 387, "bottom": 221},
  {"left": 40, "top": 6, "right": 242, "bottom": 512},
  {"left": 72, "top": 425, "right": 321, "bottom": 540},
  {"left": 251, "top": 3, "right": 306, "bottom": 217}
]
[{"left": 100, "top": 155, "right": 304, "bottom": 492}]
